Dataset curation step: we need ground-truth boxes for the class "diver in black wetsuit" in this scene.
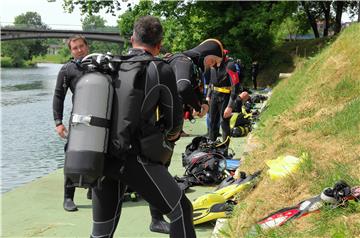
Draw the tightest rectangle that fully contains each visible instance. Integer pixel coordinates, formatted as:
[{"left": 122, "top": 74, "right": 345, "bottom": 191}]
[
  {"left": 90, "top": 16, "right": 196, "bottom": 238},
  {"left": 166, "top": 39, "right": 225, "bottom": 118},
  {"left": 52, "top": 35, "right": 92, "bottom": 212},
  {"left": 208, "top": 57, "right": 241, "bottom": 148},
  {"left": 147, "top": 39, "right": 226, "bottom": 234}
]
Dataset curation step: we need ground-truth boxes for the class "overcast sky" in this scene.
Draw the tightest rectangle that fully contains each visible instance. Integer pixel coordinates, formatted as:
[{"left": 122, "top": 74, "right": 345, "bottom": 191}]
[{"left": 0, "top": 0, "right": 135, "bottom": 30}]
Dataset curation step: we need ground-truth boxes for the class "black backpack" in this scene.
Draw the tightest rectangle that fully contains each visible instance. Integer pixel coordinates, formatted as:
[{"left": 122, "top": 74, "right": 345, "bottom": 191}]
[{"left": 108, "top": 54, "right": 175, "bottom": 164}]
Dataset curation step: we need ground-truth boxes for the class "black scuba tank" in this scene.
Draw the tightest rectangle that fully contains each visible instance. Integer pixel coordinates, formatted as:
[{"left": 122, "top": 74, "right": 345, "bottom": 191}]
[{"left": 64, "top": 70, "right": 113, "bottom": 188}]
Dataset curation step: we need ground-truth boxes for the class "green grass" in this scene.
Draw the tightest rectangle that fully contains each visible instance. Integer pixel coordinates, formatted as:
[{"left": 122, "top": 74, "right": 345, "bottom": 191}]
[
  {"left": 309, "top": 98, "right": 360, "bottom": 144},
  {"left": 32, "top": 54, "right": 68, "bottom": 64},
  {"left": 232, "top": 23, "right": 360, "bottom": 238}
]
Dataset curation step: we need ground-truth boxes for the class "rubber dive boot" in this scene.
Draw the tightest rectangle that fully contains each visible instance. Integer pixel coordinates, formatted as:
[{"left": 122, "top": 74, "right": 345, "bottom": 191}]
[
  {"left": 149, "top": 218, "right": 170, "bottom": 234},
  {"left": 87, "top": 188, "right": 92, "bottom": 200},
  {"left": 63, "top": 198, "right": 78, "bottom": 212}
]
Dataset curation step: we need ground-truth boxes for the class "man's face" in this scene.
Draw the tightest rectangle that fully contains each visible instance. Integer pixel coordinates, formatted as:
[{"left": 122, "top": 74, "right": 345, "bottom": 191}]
[{"left": 69, "top": 39, "right": 89, "bottom": 60}]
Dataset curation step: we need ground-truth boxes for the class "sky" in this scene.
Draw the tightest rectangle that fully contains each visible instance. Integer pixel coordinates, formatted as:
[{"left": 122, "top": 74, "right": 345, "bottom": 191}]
[{"left": 0, "top": 0, "right": 136, "bottom": 30}]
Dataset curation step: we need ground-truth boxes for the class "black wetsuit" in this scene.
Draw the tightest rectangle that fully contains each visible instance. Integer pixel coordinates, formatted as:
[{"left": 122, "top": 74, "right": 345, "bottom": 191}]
[
  {"left": 91, "top": 49, "right": 196, "bottom": 238},
  {"left": 208, "top": 60, "right": 240, "bottom": 146},
  {"left": 167, "top": 53, "right": 204, "bottom": 112},
  {"left": 52, "top": 60, "right": 85, "bottom": 201}
]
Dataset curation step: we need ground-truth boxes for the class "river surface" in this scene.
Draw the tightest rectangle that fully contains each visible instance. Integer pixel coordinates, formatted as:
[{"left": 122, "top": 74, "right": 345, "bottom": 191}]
[{"left": 1, "top": 63, "right": 71, "bottom": 193}]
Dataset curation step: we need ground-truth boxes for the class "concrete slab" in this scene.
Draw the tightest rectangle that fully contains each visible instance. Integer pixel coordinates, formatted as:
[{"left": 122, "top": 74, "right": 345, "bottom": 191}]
[{"left": 1, "top": 117, "right": 249, "bottom": 238}]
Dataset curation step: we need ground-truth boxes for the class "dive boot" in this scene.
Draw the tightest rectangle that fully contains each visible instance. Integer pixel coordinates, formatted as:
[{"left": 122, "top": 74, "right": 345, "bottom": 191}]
[
  {"left": 149, "top": 218, "right": 170, "bottom": 234},
  {"left": 63, "top": 198, "right": 78, "bottom": 212},
  {"left": 87, "top": 188, "right": 92, "bottom": 200}
]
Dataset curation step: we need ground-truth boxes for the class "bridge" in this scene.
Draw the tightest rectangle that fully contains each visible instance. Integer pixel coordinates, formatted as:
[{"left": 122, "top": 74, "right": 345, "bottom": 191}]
[{"left": 1, "top": 28, "right": 128, "bottom": 44}]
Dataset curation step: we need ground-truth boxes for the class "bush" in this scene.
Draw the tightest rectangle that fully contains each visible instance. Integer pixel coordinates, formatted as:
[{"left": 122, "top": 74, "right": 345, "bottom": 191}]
[{"left": 1, "top": 56, "right": 12, "bottom": 67}]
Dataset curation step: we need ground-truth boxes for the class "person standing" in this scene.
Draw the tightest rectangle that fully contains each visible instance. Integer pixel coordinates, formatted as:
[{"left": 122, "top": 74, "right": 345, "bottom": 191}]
[
  {"left": 147, "top": 38, "right": 225, "bottom": 234},
  {"left": 90, "top": 16, "right": 196, "bottom": 238},
  {"left": 251, "top": 61, "right": 259, "bottom": 90},
  {"left": 207, "top": 56, "right": 241, "bottom": 149},
  {"left": 53, "top": 35, "right": 92, "bottom": 212}
]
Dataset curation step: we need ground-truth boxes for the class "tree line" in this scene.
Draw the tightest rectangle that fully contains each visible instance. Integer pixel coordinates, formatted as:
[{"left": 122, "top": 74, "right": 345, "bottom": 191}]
[{"left": 2, "top": 1, "right": 359, "bottom": 68}]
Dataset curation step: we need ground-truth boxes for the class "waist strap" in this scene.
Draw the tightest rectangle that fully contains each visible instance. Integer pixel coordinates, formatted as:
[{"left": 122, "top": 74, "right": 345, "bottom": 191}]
[
  {"left": 213, "top": 86, "right": 231, "bottom": 94},
  {"left": 71, "top": 114, "right": 111, "bottom": 128}
]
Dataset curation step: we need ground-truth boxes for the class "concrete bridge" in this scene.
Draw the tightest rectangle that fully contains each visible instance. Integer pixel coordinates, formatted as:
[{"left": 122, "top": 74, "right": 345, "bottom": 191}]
[{"left": 1, "top": 28, "right": 128, "bottom": 44}]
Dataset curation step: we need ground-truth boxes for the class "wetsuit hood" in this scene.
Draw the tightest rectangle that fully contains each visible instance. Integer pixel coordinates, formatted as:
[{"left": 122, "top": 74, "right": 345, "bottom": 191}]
[{"left": 183, "top": 39, "right": 224, "bottom": 70}]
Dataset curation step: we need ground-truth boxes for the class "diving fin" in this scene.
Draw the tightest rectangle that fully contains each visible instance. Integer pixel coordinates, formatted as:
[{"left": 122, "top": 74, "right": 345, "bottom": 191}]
[
  {"left": 215, "top": 170, "right": 261, "bottom": 200},
  {"left": 257, "top": 195, "right": 323, "bottom": 230}
]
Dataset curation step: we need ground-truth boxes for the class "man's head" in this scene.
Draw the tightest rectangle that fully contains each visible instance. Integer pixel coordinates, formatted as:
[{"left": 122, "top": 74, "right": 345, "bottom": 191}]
[
  {"left": 67, "top": 35, "right": 89, "bottom": 60},
  {"left": 131, "top": 16, "right": 163, "bottom": 55}
]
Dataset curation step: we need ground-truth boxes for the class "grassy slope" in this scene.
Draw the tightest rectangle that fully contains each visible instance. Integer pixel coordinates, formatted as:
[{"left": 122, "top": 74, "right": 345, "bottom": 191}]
[
  {"left": 256, "top": 37, "right": 335, "bottom": 87},
  {"left": 229, "top": 23, "right": 360, "bottom": 238}
]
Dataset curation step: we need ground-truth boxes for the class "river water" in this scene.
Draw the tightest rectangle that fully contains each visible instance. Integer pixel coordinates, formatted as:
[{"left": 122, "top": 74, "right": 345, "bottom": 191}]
[{"left": 1, "top": 63, "right": 71, "bottom": 193}]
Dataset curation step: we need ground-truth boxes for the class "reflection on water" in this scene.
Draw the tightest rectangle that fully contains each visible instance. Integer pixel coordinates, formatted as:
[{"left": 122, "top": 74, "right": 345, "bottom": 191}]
[
  {"left": 1, "top": 63, "right": 72, "bottom": 193},
  {"left": 2, "top": 81, "right": 44, "bottom": 91}
]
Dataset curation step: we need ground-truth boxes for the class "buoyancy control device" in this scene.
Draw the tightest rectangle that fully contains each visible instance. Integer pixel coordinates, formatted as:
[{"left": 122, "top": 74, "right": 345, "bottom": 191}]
[
  {"left": 65, "top": 53, "right": 115, "bottom": 188},
  {"left": 108, "top": 54, "right": 175, "bottom": 165},
  {"left": 64, "top": 53, "right": 176, "bottom": 188}
]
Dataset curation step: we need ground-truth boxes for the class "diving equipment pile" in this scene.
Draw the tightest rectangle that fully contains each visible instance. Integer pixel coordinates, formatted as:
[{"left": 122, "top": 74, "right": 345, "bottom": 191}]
[
  {"left": 253, "top": 180, "right": 360, "bottom": 232},
  {"left": 192, "top": 171, "right": 261, "bottom": 225},
  {"left": 230, "top": 92, "right": 268, "bottom": 137},
  {"left": 180, "top": 136, "right": 236, "bottom": 186}
]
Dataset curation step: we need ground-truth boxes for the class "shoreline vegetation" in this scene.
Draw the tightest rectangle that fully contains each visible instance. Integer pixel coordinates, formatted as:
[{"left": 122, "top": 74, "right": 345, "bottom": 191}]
[
  {"left": 1, "top": 54, "right": 68, "bottom": 68},
  {"left": 2, "top": 37, "right": 332, "bottom": 89}
]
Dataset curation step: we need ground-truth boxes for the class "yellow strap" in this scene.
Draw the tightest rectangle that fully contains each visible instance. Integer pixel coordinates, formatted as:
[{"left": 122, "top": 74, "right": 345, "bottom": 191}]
[
  {"left": 215, "top": 136, "right": 230, "bottom": 148},
  {"left": 230, "top": 113, "right": 239, "bottom": 129},
  {"left": 156, "top": 107, "right": 160, "bottom": 121},
  {"left": 241, "top": 106, "right": 252, "bottom": 119},
  {"left": 213, "top": 86, "right": 231, "bottom": 94}
]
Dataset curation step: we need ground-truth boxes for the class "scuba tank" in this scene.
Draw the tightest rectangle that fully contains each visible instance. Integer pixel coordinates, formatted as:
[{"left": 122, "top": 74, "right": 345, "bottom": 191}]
[{"left": 64, "top": 53, "right": 115, "bottom": 188}]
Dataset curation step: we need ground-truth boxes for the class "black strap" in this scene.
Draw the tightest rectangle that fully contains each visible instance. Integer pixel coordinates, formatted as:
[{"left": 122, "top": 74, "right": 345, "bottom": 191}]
[{"left": 90, "top": 116, "right": 111, "bottom": 128}]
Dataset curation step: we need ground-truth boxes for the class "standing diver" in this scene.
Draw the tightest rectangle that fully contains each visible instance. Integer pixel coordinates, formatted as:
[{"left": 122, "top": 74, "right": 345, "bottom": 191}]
[
  {"left": 90, "top": 16, "right": 196, "bottom": 238},
  {"left": 148, "top": 39, "right": 225, "bottom": 234},
  {"left": 52, "top": 35, "right": 92, "bottom": 212},
  {"left": 207, "top": 52, "right": 241, "bottom": 150}
]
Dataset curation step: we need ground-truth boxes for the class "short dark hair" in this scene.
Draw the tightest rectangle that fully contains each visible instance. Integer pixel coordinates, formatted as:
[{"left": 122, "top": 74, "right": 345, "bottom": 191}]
[
  {"left": 67, "top": 35, "right": 88, "bottom": 49},
  {"left": 132, "top": 16, "right": 163, "bottom": 47}
]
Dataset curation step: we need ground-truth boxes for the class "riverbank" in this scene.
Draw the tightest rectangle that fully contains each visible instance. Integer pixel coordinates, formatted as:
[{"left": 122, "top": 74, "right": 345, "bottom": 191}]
[{"left": 1, "top": 54, "right": 67, "bottom": 68}]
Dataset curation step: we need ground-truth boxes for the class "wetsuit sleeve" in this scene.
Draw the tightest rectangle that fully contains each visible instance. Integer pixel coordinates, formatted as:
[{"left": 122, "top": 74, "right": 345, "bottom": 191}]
[
  {"left": 52, "top": 64, "right": 69, "bottom": 125},
  {"left": 226, "top": 61, "right": 240, "bottom": 109},
  {"left": 173, "top": 58, "right": 202, "bottom": 112},
  {"left": 158, "top": 62, "right": 184, "bottom": 138}
]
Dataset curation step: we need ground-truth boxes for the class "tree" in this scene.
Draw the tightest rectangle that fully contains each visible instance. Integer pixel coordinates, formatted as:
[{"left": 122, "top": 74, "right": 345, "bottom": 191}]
[
  {"left": 81, "top": 15, "right": 123, "bottom": 54},
  {"left": 61, "top": 0, "right": 298, "bottom": 66},
  {"left": 2, "top": 12, "right": 49, "bottom": 67},
  {"left": 63, "top": 0, "right": 123, "bottom": 16},
  {"left": 333, "top": 1, "right": 345, "bottom": 34},
  {"left": 320, "top": 1, "right": 332, "bottom": 37},
  {"left": 301, "top": 1, "right": 320, "bottom": 38}
]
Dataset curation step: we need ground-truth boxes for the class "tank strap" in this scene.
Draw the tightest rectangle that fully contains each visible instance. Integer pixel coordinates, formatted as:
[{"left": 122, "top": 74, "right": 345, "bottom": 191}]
[{"left": 71, "top": 114, "right": 111, "bottom": 128}]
